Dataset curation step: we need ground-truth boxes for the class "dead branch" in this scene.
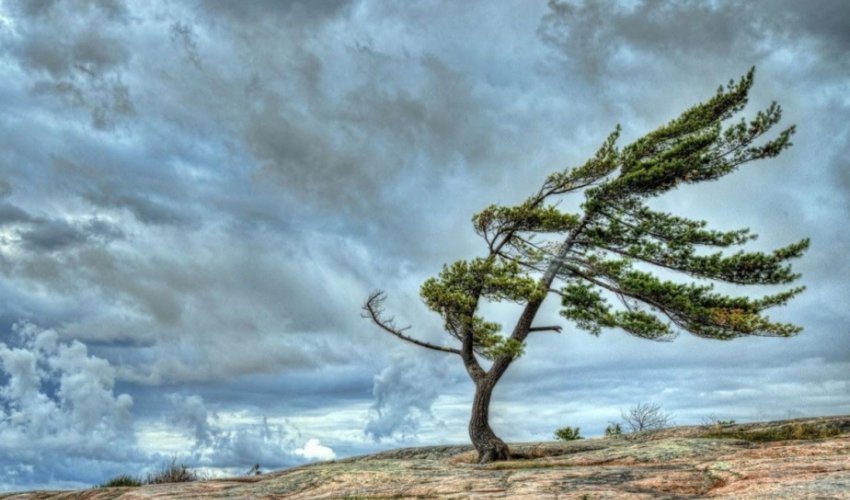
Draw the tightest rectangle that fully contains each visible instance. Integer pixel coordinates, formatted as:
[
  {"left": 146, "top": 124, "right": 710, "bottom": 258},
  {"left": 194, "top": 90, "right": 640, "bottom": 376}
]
[{"left": 362, "top": 291, "right": 461, "bottom": 355}]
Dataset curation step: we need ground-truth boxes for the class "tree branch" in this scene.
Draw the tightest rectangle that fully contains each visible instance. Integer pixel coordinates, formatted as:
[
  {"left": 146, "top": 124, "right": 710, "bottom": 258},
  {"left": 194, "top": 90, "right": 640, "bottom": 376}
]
[
  {"left": 559, "top": 265, "right": 685, "bottom": 336},
  {"left": 486, "top": 213, "right": 596, "bottom": 384},
  {"left": 362, "top": 291, "right": 461, "bottom": 355},
  {"left": 528, "top": 325, "right": 563, "bottom": 333}
]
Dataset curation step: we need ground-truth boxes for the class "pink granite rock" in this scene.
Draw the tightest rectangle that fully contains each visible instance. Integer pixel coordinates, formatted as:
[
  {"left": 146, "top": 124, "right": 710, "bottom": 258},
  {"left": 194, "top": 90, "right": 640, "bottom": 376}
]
[{"left": 3, "top": 416, "right": 848, "bottom": 499}]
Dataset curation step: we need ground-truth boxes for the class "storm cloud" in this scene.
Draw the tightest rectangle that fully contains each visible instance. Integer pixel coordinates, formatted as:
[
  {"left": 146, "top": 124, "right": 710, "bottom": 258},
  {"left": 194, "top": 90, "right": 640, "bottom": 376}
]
[{"left": 0, "top": 0, "right": 847, "bottom": 490}]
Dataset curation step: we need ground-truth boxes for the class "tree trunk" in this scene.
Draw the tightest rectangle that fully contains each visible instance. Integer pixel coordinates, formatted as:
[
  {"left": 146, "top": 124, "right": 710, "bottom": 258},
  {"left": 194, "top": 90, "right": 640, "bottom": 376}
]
[{"left": 468, "top": 379, "right": 510, "bottom": 463}]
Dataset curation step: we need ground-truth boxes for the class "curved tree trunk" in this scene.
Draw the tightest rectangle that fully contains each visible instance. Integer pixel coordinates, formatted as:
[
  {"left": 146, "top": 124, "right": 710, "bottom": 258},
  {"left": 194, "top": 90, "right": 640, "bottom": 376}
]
[{"left": 469, "top": 379, "right": 510, "bottom": 463}]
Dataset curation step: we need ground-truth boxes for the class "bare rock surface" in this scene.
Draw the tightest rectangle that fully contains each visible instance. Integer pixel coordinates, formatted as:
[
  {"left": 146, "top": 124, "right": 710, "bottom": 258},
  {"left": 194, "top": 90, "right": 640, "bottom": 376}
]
[{"left": 3, "top": 415, "right": 849, "bottom": 499}]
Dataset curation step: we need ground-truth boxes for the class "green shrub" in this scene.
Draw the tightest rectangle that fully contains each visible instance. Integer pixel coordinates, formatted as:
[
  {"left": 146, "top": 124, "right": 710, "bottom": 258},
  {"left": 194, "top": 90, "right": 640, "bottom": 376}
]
[
  {"left": 702, "top": 415, "right": 736, "bottom": 428},
  {"left": 99, "top": 474, "right": 142, "bottom": 488},
  {"left": 604, "top": 422, "right": 622, "bottom": 437},
  {"left": 554, "top": 426, "right": 583, "bottom": 441}
]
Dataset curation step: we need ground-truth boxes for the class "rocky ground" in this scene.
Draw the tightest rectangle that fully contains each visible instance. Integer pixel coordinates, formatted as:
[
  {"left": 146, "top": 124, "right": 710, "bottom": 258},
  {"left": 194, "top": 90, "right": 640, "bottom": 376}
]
[{"left": 3, "top": 415, "right": 849, "bottom": 499}]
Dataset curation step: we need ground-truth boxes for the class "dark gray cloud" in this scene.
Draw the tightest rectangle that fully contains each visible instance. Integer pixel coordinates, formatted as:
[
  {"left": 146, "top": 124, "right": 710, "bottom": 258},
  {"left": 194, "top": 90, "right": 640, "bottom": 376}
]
[
  {"left": 0, "top": 202, "right": 31, "bottom": 225},
  {"left": 0, "top": 197, "right": 123, "bottom": 254},
  {"left": 48, "top": 155, "right": 195, "bottom": 227},
  {"left": 539, "top": 0, "right": 850, "bottom": 80},
  {"left": 18, "top": 219, "right": 89, "bottom": 251},
  {"left": 0, "top": 0, "right": 847, "bottom": 490},
  {"left": 198, "top": 0, "right": 352, "bottom": 26},
  {"left": 4, "top": 0, "right": 134, "bottom": 130},
  {"left": 236, "top": 34, "right": 515, "bottom": 219}
]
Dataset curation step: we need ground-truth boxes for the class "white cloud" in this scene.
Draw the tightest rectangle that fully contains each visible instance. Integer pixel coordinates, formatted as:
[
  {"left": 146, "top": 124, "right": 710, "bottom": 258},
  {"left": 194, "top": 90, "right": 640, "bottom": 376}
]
[
  {"left": 365, "top": 353, "right": 450, "bottom": 442},
  {"left": 0, "top": 324, "right": 344, "bottom": 490},
  {"left": 295, "top": 438, "right": 336, "bottom": 461},
  {"left": 167, "top": 394, "right": 336, "bottom": 469},
  {"left": 0, "top": 322, "right": 140, "bottom": 489},
  {"left": 0, "top": 323, "right": 134, "bottom": 451}
]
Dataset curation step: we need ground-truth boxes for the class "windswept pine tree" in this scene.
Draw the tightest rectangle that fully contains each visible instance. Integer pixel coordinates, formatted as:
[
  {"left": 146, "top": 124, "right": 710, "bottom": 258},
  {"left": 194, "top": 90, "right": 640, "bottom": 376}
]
[{"left": 363, "top": 69, "right": 808, "bottom": 463}]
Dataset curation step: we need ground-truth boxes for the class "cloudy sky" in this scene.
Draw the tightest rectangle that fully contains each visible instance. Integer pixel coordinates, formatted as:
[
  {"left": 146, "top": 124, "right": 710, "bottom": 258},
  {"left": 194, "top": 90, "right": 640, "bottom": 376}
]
[{"left": 0, "top": 0, "right": 848, "bottom": 491}]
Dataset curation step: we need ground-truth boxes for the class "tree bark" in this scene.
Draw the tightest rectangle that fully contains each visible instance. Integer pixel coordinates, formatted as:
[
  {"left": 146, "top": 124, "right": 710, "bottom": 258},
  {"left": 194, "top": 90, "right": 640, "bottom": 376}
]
[
  {"left": 466, "top": 214, "right": 594, "bottom": 463},
  {"left": 468, "top": 378, "right": 510, "bottom": 463}
]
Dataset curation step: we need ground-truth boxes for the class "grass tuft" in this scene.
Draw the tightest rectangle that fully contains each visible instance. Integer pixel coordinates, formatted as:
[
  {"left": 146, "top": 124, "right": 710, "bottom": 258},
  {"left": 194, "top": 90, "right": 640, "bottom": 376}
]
[
  {"left": 145, "top": 458, "right": 199, "bottom": 484},
  {"left": 706, "top": 422, "right": 842, "bottom": 442},
  {"left": 99, "top": 474, "right": 142, "bottom": 488}
]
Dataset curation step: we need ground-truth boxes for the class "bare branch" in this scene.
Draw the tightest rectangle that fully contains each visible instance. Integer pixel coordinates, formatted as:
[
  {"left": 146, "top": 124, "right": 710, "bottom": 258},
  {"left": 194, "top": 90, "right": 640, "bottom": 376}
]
[
  {"left": 620, "top": 402, "right": 673, "bottom": 437},
  {"left": 528, "top": 325, "right": 563, "bottom": 333},
  {"left": 362, "top": 291, "right": 461, "bottom": 355}
]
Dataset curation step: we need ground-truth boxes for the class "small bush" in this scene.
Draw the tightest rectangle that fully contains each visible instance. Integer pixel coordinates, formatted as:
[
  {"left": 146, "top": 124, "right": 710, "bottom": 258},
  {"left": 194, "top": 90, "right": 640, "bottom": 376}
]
[
  {"left": 99, "top": 474, "right": 142, "bottom": 488},
  {"left": 554, "top": 426, "right": 583, "bottom": 441},
  {"left": 145, "top": 458, "right": 198, "bottom": 484},
  {"left": 604, "top": 422, "right": 622, "bottom": 437},
  {"left": 621, "top": 402, "right": 672, "bottom": 434},
  {"left": 702, "top": 415, "right": 736, "bottom": 428}
]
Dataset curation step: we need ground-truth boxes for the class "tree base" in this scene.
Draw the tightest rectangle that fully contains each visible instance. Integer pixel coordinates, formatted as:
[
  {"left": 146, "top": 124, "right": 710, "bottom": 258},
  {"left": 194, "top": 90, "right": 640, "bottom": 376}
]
[{"left": 476, "top": 441, "right": 511, "bottom": 463}]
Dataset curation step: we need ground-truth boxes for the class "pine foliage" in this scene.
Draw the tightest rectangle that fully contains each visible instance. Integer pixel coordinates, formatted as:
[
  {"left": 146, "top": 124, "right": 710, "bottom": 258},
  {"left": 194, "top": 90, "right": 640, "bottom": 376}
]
[{"left": 417, "top": 68, "right": 807, "bottom": 358}]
